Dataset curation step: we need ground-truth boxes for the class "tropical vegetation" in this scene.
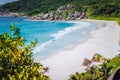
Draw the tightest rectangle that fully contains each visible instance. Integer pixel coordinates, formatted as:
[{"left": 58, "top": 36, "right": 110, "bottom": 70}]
[
  {"left": 69, "top": 55, "right": 120, "bottom": 80},
  {"left": 0, "top": 24, "right": 49, "bottom": 80},
  {"left": 0, "top": 0, "right": 120, "bottom": 24}
]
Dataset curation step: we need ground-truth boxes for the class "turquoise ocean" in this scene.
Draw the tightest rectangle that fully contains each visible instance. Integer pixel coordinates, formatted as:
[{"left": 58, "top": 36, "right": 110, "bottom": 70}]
[{"left": 0, "top": 17, "right": 99, "bottom": 60}]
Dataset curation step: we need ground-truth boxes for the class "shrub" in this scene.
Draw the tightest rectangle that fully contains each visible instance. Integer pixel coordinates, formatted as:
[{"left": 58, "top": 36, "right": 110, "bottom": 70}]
[{"left": 0, "top": 24, "right": 50, "bottom": 80}]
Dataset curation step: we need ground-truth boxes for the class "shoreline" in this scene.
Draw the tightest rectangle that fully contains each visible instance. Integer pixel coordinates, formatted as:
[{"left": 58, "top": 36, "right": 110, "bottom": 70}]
[
  {"left": 33, "top": 20, "right": 100, "bottom": 61},
  {"left": 40, "top": 20, "right": 120, "bottom": 80}
]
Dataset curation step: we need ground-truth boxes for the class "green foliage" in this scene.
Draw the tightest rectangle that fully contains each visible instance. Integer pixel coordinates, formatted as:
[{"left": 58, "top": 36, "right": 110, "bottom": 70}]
[
  {"left": 72, "top": 0, "right": 120, "bottom": 24},
  {"left": 0, "top": 24, "right": 50, "bottom": 80},
  {"left": 89, "top": 16, "right": 120, "bottom": 25},
  {"left": 0, "top": 0, "right": 73, "bottom": 15},
  {"left": 69, "top": 61, "right": 113, "bottom": 80},
  {"left": 106, "top": 55, "right": 120, "bottom": 73},
  {"left": 62, "top": 12, "right": 68, "bottom": 19},
  {"left": 62, "top": 9, "right": 74, "bottom": 19},
  {"left": 69, "top": 55, "right": 120, "bottom": 80}
]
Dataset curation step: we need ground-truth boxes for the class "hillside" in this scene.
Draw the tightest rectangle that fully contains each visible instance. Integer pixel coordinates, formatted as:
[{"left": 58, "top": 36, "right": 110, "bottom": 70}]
[
  {"left": 0, "top": 0, "right": 120, "bottom": 23},
  {"left": 0, "top": 0, "right": 73, "bottom": 15}
]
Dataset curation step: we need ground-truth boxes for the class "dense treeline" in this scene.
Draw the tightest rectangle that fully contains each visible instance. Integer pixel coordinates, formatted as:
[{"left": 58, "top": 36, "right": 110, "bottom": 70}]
[
  {"left": 0, "top": 0, "right": 73, "bottom": 15},
  {"left": 0, "top": 0, "right": 119, "bottom": 17},
  {"left": 72, "top": 0, "right": 120, "bottom": 17}
]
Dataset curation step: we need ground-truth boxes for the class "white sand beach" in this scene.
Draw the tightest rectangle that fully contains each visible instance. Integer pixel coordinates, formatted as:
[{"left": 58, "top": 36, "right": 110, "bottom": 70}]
[{"left": 40, "top": 20, "right": 120, "bottom": 80}]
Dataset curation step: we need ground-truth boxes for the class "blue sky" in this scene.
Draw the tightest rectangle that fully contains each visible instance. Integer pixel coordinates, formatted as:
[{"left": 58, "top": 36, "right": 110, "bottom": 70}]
[{"left": 0, "top": 0, "right": 17, "bottom": 5}]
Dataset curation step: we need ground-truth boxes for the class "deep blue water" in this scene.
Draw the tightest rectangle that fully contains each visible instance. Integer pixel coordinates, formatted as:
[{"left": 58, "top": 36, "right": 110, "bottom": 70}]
[{"left": 0, "top": 17, "right": 99, "bottom": 60}]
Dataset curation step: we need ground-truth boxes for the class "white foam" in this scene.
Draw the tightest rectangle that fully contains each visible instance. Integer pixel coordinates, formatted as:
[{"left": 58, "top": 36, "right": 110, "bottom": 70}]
[
  {"left": 50, "top": 22, "right": 90, "bottom": 40},
  {"left": 33, "top": 40, "right": 53, "bottom": 53},
  {"left": 33, "top": 21, "right": 91, "bottom": 54}
]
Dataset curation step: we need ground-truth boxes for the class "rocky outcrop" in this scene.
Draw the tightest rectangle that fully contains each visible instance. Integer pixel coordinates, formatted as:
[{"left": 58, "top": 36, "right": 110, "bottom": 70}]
[
  {"left": 67, "top": 12, "right": 88, "bottom": 20},
  {"left": 108, "top": 67, "right": 120, "bottom": 80},
  {"left": 82, "top": 53, "right": 106, "bottom": 67},
  {"left": 57, "top": 4, "right": 74, "bottom": 13},
  {"left": 30, "top": 4, "right": 88, "bottom": 21},
  {"left": 82, "top": 58, "right": 91, "bottom": 66},
  {"left": 91, "top": 53, "right": 106, "bottom": 63},
  {"left": 0, "top": 12, "right": 27, "bottom": 17}
]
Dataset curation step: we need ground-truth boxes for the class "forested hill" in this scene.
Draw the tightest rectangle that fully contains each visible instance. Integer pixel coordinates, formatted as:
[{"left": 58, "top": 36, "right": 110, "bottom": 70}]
[
  {"left": 0, "top": 0, "right": 120, "bottom": 22},
  {"left": 0, "top": 0, "right": 73, "bottom": 15}
]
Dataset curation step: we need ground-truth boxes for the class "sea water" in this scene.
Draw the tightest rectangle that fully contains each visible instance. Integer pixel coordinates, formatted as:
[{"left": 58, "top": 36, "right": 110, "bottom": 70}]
[{"left": 0, "top": 17, "right": 99, "bottom": 60}]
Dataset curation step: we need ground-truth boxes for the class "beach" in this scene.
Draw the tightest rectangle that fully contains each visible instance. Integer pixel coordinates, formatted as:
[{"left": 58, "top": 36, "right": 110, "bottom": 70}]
[{"left": 40, "top": 20, "right": 120, "bottom": 80}]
